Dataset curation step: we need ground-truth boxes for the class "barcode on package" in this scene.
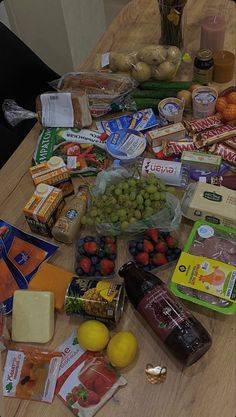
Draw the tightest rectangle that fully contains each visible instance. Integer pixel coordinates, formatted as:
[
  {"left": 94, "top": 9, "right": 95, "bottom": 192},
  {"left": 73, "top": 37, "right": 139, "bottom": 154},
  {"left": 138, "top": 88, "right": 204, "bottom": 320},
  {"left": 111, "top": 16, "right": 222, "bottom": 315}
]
[{"left": 226, "top": 271, "right": 236, "bottom": 299}]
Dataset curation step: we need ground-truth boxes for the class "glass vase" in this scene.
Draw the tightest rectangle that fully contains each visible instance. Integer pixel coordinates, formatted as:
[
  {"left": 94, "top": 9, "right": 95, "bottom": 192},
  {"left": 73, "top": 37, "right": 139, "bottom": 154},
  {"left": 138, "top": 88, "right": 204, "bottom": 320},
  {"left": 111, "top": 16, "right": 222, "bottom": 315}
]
[{"left": 158, "top": 0, "right": 187, "bottom": 49}]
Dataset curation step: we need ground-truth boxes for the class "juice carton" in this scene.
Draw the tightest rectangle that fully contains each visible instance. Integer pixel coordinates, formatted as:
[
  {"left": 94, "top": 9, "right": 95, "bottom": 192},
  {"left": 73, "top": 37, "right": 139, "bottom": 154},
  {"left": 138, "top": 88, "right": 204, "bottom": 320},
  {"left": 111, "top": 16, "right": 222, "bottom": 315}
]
[
  {"left": 23, "top": 184, "right": 65, "bottom": 237},
  {"left": 30, "top": 156, "right": 74, "bottom": 198}
]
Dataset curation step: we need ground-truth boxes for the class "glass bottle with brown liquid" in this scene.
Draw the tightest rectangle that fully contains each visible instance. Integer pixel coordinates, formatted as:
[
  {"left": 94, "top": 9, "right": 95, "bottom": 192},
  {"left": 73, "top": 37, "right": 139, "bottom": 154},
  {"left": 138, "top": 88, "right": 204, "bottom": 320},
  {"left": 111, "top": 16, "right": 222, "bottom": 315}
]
[{"left": 119, "top": 262, "right": 212, "bottom": 366}]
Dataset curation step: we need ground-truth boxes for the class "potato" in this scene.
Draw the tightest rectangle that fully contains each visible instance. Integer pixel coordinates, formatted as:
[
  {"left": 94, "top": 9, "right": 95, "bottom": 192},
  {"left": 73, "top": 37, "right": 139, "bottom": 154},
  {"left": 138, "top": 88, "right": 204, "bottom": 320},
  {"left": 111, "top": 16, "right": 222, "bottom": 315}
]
[
  {"left": 109, "top": 52, "right": 135, "bottom": 72},
  {"left": 167, "top": 46, "right": 182, "bottom": 64},
  {"left": 177, "top": 90, "right": 192, "bottom": 108},
  {"left": 137, "top": 45, "right": 167, "bottom": 65},
  {"left": 153, "top": 61, "right": 176, "bottom": 80},
  {"left": 131, "top": 62, "right": 151, "bottom": 82}
]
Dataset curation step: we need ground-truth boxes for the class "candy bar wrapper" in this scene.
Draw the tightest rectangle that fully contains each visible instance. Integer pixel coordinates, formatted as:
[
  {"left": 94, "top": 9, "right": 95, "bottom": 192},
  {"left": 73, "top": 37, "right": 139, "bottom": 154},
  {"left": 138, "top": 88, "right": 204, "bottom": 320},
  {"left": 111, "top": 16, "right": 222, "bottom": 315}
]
[
  {"left": 183, "top": 115, "right": 223, "bottom": 135},
  {"left": 194, "top": 124, "right": 236, "bottom": 149},
  {"left": 225, "top": 137, "right": 236, "bottom": 150},
  {"left": 210, "top": 143, "right": 236, "bottom": 166},
  {"left": 163, "top": 140, "right": 196, "bottom": 156}
]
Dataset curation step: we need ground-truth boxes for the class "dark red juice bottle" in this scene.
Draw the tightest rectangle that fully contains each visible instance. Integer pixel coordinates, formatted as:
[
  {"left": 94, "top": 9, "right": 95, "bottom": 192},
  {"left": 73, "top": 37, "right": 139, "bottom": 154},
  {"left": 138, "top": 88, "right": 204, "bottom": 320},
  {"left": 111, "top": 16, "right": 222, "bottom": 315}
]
[{"left": 119, "top": 262, "right": 212, "bottom": 366}]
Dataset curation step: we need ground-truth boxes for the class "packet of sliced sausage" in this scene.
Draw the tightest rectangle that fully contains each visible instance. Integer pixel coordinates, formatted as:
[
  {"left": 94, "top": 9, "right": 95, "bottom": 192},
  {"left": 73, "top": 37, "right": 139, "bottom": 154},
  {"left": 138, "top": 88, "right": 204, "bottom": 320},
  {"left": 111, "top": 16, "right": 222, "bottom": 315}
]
[{"left": 56, "top": 332, "right": 127, "bottom": 417}]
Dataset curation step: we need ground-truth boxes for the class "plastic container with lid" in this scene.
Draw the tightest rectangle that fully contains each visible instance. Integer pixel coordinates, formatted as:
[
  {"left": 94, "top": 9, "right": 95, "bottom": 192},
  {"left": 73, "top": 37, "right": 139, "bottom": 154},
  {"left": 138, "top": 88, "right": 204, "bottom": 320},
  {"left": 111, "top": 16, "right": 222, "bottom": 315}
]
[
  {"left": 29, "top": 156, "right": 74, "bottom": 198},
  {"left": 158, "top": 98, "right": 184, "bottom": 126},
  {"left": 192, "top": 86, "right": 218, "bottom": 118},
  {"left": 23, "top": 183, "right": 65, "bottom": 237},
  {"left": 106, "top": 128, "right": 146, "bottom": 161}
]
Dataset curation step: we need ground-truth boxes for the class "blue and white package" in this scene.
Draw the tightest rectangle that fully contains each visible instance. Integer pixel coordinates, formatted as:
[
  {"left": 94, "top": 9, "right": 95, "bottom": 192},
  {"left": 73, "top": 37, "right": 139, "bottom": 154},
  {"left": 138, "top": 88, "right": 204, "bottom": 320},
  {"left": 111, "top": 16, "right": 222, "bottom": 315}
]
[
  {"left": 106, "top": 129, "right": 146, "bottom": 160},
  {"left": 96, "top": 108, "right": 158, "bottom": 134},
  {"left": 0, "top": 219, "right": 58, "bottom": 314}
]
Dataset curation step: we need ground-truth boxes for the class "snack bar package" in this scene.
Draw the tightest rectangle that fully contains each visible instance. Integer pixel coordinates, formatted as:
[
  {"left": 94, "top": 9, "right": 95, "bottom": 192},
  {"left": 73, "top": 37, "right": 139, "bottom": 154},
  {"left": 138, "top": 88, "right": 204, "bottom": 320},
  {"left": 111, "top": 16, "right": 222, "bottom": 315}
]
[
  {"left": 33, "top": 128, "right": 110, "bottom": 176},
  {"left": 0, "top": 219, "right": 58, "bottom": 313},
  {"left": 3, "top": 346, "right": 62, "bottom": 403},
  {"left": 56, "top": 332, "right": 127, "bottom": 417}
]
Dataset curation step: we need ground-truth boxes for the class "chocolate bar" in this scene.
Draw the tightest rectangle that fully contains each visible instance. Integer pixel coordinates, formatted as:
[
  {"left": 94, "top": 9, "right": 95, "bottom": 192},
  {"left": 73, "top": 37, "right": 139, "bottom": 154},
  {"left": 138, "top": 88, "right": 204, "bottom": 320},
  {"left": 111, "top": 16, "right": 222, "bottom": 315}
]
[
  {"left": 210, "top": 143, "right": 236, "bottom": 165},
  {"left": 194, "top": 126, "right": 236, "bottom": 149},
  {"left": 183, "top": 115, "right": 223, "bottom": 135},
  {"left": 164, "top": 140, "right": 196, "bottom": 155},
  {"left": 225, "top": 137, "right": 236, "bottom": 150}
]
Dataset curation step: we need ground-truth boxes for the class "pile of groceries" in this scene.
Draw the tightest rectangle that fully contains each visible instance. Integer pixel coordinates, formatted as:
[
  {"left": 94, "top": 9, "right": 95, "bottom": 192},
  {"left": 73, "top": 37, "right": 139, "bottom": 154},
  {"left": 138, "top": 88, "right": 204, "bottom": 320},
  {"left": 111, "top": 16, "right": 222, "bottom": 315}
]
[{"left": 1, "top": 36, "right": 236, "bottom": 417}]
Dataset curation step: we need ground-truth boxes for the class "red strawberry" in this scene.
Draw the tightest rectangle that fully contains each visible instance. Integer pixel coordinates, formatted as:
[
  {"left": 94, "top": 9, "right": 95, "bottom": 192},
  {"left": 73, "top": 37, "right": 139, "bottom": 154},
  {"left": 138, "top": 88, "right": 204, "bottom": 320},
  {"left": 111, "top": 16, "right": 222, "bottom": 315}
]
[
  {"left": 100, "top": 259, "right": 115, "bottom": 275},
  {"left": 135, "top": 252, "right": 149, "bottom": 266},
  {"left": 146, "top": 228, "right": 159, "bottom": 242},
  {"left": 79, "top": 257, "right": 92, "bottom": 273},
  {"left": 153, "top": 253, "right": 168, "bottom": 266},
  {"left": 84, "top": 241, "right": 97, "bottom": 255},
  {"left": 143, "top": 239, "right": 154, "bottom": 253},
  {"left": 104, "top": 242, "right": 117, "bottom": 254},
  {"left": 165, "top": 236, "right": 178, "bottom": 248},
  {"left": 155, "top": 240, "right": 167, "bottom": 253}
]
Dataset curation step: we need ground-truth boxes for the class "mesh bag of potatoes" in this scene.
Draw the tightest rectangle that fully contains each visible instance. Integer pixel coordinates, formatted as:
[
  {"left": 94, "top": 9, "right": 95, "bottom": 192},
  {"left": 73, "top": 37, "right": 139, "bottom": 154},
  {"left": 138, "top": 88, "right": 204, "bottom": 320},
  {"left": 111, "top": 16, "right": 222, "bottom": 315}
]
[{"left": 92, "top": 45, "right": 182, "bottom": 82}]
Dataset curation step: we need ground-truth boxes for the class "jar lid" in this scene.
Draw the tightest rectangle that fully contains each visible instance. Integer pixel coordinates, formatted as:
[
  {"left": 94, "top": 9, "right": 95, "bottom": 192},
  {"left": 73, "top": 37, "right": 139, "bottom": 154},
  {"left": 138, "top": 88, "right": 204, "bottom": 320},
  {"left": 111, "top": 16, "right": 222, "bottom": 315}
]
[
  {"left": 197, "top": 49, "right": 213, "bottom": 61},
  {"left": 36, "top": 183, "right": 49, "bottom": 195},
  {"left": 48, "top": 156, "right": 63, "bottom": 167}
]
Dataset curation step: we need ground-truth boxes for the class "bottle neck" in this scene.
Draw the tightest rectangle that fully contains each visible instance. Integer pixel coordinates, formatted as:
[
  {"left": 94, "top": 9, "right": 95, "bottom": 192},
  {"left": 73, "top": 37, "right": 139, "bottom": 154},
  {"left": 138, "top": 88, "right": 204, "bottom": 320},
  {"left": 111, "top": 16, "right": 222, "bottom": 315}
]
[{"left": 119, "top": 262, "right": 162, "bottom": 308}]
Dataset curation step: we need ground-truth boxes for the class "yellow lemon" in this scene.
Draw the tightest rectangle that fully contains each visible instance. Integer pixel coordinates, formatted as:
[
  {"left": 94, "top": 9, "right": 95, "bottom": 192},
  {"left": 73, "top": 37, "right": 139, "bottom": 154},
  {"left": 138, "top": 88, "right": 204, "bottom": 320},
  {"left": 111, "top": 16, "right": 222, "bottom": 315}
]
[
  {"left": 77, "top": 320, "right": 109, "bottom": 352},
  {"left": 106, "top": 331, "right": 138, "bottom": 368}
]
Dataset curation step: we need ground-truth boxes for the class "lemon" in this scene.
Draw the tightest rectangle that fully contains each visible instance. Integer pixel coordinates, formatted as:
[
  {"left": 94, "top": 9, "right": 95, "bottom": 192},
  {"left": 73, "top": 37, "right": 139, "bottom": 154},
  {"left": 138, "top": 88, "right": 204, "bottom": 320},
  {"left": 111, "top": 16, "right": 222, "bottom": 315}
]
[
  {"left": 77, "top": 320, "right": 110, "bottom": 352},
  {"left": 107, "top": 331, "right": 138, "bottom": 368}
]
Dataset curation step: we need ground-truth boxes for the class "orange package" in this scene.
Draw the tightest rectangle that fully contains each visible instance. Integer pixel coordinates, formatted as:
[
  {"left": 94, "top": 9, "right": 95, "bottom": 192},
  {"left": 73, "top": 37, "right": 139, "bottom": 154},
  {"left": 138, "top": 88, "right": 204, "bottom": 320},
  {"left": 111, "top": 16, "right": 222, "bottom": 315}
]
[
  {"left": 29, "top": 263, "right": 74, "bottom": 312},
  {"left": 7, "top": 237, "right": 47, "bottom": 277},
  {"left": 3, "top": 346, "right": 62, "bottom": 403},
  {"left": 0, "top": 259, "right": 19, "bottom": 304}
]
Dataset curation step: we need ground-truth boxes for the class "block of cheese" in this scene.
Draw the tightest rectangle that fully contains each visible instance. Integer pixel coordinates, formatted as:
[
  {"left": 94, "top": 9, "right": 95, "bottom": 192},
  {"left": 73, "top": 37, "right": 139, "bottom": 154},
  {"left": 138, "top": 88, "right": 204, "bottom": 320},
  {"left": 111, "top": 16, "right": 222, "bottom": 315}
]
[
  {"left": 29, "top": 263, "right": 74, "bottom": 312},
  {"left": 12, "top": 290, "right": 54, "bottom": 343}
]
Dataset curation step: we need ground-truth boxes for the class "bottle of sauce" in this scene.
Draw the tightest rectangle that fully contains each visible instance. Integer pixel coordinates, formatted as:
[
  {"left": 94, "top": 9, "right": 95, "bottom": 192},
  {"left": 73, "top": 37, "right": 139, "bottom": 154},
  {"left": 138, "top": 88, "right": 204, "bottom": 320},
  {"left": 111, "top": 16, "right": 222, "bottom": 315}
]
[
  {"left": 119, "top": 262, "right": 212, "bottom": 366},
  {"left": 52, "top": 185, "right": 88, "bottom": 244}
]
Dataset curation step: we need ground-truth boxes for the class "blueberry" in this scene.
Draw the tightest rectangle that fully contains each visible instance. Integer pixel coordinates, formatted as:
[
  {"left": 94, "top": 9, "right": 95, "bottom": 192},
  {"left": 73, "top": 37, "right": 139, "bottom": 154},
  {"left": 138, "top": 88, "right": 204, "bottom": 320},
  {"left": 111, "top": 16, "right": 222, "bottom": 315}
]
[
  {"left": 166, "top": 249, "right": 172, "bottom": 256},
  {"left": 174, "top": 247, "right": 182, "bottom": 255},
  {"left": 91, "top": 256, "right": 99, "bottom": 265},
  {"left": 75, "top": 267, "right": 84, "bottom": 276},
  {"left": 136, "top": 242, "right": 143, "bottom": 251},
  {"left": 129, "top": 240, "right": 136, "bottom": 249},
  {"left": 84, "top": 236, "right": 94, "bottom": 242},
  {"left": 98, "top": 250, "right": 105, "bottom": 259},
  {"left": 78, "top": 247, "right": 85, "bottom": 256},
  {"left": 129, "top": 247, "right": 137, "bottom": 255},
  {"left": 107, "top": 254, "right": 116, "bottom": 261},
  {"left": 90, "top": 265, "right": 96, "bottom": 275},
  {"left": 76, "top": 239, "right": 84, "bottom": 248},
  {"left": 76, "top": 255, "right": 82, "bottom": 262},
  {"left": 160, "top": 232, "right": 170, "bottom": 238},
  {"left": 166, "top": 256, "right": 172, "bottom": 262},
  {"left": 143, "top": 265, "right": 149, "bottom": 271},
  {"left": 95, "top": 269, "right": 101, "bottom": 276}
]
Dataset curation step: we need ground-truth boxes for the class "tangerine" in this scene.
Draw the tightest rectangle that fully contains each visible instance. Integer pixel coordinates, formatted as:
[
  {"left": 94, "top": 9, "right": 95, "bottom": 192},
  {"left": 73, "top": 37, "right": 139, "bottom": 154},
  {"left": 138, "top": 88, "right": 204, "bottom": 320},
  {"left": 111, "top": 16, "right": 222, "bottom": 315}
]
[
  {"left": 222, "top": 104, "right": 236, "bottom": 122},
  {"left": 227, "top": 91, "right": 236, "bottom": 105},
  {"left": 215, "top": 97, "right": 228, "bottom": 113}
]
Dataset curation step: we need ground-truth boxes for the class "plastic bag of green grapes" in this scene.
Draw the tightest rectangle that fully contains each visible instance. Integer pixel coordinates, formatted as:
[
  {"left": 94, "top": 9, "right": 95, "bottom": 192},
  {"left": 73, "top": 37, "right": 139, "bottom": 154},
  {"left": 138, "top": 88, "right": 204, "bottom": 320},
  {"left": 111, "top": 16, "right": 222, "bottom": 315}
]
[{"left": 81, "top": 167, "right": 182, "bottom": 236}]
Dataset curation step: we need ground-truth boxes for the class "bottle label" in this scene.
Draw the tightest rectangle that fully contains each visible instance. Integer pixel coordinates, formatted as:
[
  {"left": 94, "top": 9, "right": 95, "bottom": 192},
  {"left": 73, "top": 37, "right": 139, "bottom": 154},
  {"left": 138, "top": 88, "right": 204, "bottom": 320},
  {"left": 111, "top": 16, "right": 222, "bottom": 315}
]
[
  {"left": 137, "top": 285, "right": 190, "bottom": 341},
  {"left": 65, "top": 209, "right": 78, "bottom": 220}
]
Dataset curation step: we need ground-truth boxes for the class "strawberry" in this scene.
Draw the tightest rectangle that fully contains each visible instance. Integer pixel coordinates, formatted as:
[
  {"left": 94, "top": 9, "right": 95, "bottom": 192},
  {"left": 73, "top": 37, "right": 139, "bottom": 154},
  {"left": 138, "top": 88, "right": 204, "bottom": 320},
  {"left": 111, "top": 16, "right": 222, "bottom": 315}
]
[
  {"left": 165, "top": 236, "right": 178, "bottom": 248},
  {"left": 84, "top": 241, "right": 97, "bottom": 255},
  {"left": 79, "top": 257, "right": 92, "bottom": 273},
  {"left": 143, "top": 239, "right": 154, "bottom": 253},
  {"left": 104, "top": 242, "right": 117, "bottom": 254},
  {"left": 153, "top": 253, "right": 168, "bottom": 266},
  {"left": 135, "top": 252, "right": 149, "bottom": 266},
  {"left": 155, "top": 240, "right": 167, "bottom": 253},
  {"left": 146, "top": 228, "right": 159, "bottom": 242},
  {"left": 100, "top": 259, "right": 115, "bottom": 275}
]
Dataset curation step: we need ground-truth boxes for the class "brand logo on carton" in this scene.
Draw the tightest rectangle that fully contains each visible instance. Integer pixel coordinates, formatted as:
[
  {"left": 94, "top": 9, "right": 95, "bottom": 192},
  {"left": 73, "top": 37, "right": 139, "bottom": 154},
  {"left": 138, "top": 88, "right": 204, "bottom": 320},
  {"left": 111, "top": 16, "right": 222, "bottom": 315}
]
[{"left": 144, "top": 160, "right": 174, "bottom": 175}]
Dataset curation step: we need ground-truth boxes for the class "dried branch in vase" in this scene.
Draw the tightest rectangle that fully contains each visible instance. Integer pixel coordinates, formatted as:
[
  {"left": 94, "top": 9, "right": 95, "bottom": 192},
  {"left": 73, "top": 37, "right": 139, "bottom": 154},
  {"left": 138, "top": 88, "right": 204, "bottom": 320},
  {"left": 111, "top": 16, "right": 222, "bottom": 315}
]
[{"left": 158, "top": 0, "right": 188, "bottom": 48}]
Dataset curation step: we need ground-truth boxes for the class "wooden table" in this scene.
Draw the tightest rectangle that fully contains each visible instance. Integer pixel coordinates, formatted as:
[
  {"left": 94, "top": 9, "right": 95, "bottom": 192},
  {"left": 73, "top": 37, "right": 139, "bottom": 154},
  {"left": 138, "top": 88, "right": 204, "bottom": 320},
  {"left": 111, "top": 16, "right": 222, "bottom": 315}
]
[{"left": 1, "top": 1, "right": 236, "bottom": 416}]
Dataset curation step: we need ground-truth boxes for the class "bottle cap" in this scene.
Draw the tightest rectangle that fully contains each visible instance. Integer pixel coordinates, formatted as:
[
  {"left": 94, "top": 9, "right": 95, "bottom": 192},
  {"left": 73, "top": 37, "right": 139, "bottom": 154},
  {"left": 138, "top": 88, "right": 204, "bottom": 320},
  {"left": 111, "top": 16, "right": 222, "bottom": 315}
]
[
  {"left": 48, "top": 156, "right": 63, "bottom": 168},
  {"left": 36, "top": 184, "right": 49, "bottom": 196}
]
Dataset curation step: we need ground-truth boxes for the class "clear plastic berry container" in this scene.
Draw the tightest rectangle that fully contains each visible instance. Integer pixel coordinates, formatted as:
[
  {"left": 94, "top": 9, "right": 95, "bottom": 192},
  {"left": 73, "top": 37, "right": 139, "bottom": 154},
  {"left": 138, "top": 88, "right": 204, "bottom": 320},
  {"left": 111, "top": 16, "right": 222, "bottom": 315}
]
[{"left": 74, "top": 228, "right": 117, "bottom": 279}]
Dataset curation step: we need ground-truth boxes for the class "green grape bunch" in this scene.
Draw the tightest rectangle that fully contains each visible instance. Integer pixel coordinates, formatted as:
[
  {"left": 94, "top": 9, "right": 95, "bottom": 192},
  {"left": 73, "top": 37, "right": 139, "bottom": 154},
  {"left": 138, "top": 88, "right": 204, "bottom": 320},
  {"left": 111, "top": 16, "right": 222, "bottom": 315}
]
[{"left": 81, "top": 174, "right": 167, "bottom": 231}]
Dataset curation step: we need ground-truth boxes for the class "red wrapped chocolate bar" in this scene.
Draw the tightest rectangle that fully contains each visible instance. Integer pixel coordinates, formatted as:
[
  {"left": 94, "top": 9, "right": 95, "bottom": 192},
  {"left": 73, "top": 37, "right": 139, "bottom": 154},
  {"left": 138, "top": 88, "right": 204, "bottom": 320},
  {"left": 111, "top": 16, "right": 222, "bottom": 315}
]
[
  {"left": 194, "top": 124, "right": 236, "bottom": 149},
  {"left": 210, "top": 143, "right": 236, "bottom": 165},
  {"left": 164, "top": 140, "right": 196, "bottom": 155},
  {"left": 183, "top": 115, "right": 223, "bottom": 135}
]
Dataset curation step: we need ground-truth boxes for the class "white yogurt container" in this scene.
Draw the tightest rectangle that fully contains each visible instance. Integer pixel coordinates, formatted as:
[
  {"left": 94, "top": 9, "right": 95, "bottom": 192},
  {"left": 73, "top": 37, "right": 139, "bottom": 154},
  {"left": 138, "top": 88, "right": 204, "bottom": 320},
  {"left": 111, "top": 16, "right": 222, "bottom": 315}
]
[{"left": 192, "top": 87, "right": 218, "bottom": 119}]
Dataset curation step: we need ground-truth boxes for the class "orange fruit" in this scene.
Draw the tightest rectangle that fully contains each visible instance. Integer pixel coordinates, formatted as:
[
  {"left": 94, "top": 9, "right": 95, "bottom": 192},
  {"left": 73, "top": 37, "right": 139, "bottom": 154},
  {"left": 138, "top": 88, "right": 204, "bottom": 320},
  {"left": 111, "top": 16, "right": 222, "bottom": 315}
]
[
  {"left": 222, "top": 104, "right": 236, "bottom": 121},
  {"left": 215, "top": 97, "right": 228, "bottom": 113},
  {"left": 227, "top": 91, "right": 236, "bottom": 105}
]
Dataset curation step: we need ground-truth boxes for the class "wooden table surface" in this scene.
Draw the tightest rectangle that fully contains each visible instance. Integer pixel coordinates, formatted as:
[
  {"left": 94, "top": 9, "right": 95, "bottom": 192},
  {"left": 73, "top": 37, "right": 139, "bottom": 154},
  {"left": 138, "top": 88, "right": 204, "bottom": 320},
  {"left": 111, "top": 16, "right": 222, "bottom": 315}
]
[{"left": 1, "top": 1, "right": 236, "bottom": 417}]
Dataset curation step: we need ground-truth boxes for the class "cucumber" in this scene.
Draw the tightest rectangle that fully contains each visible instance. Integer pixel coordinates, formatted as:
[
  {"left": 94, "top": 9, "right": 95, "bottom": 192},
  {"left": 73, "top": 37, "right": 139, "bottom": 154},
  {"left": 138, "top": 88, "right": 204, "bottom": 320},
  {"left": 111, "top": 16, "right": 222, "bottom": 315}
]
[
  {"left": 139, "top": 81, "right": 193, "bottom": 90},
  {"left": 131, "top": 89, "right": 178, "bottom": 99},
  {"left": 133, "top": 98, "right": 160, "bottom": 111}
]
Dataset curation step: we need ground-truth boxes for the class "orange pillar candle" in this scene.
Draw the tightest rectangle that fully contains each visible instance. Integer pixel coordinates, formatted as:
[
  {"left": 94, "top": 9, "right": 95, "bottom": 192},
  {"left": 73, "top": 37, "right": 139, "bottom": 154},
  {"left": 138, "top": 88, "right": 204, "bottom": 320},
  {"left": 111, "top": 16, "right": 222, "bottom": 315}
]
[{"left": 213, "top": 50, "right": 235, "bottom": 83}]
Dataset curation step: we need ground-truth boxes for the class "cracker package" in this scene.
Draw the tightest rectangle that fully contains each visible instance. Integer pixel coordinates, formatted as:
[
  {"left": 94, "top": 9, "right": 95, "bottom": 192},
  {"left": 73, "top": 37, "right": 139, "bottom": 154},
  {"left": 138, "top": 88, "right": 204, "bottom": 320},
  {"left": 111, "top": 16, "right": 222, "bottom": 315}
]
[{"left": 0, "top": 219, "right": 58, "bottom": 313}]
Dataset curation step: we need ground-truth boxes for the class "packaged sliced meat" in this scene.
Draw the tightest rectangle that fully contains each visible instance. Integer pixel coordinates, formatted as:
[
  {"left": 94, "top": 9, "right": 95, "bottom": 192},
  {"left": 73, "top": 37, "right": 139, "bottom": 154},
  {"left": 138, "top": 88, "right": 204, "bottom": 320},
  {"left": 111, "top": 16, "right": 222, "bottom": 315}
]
[{"left": 170, "top": 220, "right": 236, "bottom": 314}]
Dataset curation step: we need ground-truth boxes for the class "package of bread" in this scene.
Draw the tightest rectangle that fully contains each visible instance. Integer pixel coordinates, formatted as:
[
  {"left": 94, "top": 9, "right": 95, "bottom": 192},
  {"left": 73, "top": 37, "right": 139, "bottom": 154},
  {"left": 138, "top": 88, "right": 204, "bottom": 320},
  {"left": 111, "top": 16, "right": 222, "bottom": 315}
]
[{"left": 36, "top": 91, "right": 92, "bottom": 128}]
